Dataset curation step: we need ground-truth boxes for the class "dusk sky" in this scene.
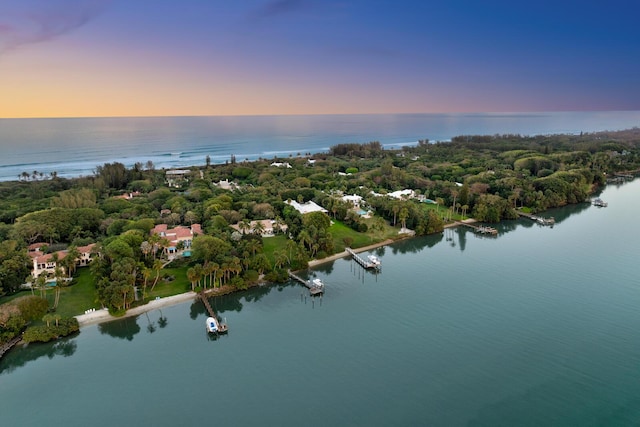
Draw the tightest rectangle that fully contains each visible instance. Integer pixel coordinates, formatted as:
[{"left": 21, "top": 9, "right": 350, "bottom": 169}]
[{"left": 1, "top": 0, "right": 638, "bottom": 118}]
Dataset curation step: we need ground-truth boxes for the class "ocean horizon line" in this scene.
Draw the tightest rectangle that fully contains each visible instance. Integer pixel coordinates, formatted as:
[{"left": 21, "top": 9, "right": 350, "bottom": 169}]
[{"left": 3, "top": 109, "right": 640, "bottom": 121}]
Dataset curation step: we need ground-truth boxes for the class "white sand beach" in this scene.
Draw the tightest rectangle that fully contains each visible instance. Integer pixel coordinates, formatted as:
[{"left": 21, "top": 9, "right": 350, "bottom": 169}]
[{"left": 75, "top": 292, "right": 198, "bottom": 328}]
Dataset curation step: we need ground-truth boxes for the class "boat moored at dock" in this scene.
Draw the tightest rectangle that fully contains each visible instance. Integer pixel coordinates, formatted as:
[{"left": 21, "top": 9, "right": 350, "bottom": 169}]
[
  {"left": 206, "top": 317, "right": 218, "bottom": 333},
  {"left": 592, "top": 197, "right": 608, "bottom": 207},
  {"left": 367, "top": 255, "right": 381, "bottom": 267},
  {"left": 346, "top": 247, "right": 382, "bottom": 269}
]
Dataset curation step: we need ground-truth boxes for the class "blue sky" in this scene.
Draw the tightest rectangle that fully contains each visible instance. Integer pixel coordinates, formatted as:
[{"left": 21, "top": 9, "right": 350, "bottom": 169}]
[{"left": 1, "top": 0, "right": 638, "bottom": 117}]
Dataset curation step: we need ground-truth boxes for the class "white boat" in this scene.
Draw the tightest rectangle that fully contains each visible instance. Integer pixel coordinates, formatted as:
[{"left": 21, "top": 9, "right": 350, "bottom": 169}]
[
  {"left": 367, "top": 255, "right": 381, "bottom": 266},
  {"left": 311, "top": 278, "right": 324, "bottom": 288},
  {"left": 592, "top": 197, "right": 608, "bottom": 207},
  {"left": 206, "top": 317, "right": 218, "bottom": 333}
]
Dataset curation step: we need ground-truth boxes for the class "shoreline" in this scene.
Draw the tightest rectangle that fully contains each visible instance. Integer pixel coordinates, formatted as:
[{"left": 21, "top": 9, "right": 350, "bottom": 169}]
[{"left": 76, "top": 220, "right": 477, "bottom": 328}]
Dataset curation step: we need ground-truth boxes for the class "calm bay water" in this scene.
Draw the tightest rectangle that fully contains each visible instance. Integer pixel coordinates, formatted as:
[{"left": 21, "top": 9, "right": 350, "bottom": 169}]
[
  {"left": 1, "top": 111, "right": 639, "bottom": 181},
  {"left": 1, "top": 180, "right": 639, "bottom": 426}
]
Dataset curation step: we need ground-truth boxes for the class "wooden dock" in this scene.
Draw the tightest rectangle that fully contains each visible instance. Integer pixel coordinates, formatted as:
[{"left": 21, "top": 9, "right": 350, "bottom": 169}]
[
  {"left": 456, "top": 221, "right": 498, "bottom": 235},
  {"left": 288, "top": 271, "right": 324, "bottom": 295},
  {"left": 517, "top": 212, "right": 555, "bottom": 226},
  {"left": 345, "top": 247, "right": 381, "bottom": 270},
  {"left": 198, "top": 292, "right": 228, "bottom": 333}
]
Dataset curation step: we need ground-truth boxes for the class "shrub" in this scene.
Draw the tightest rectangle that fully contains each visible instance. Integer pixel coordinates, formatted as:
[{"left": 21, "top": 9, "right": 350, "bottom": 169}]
[{"left": 23, "top": 318, "right": 79, "bottom": 343}]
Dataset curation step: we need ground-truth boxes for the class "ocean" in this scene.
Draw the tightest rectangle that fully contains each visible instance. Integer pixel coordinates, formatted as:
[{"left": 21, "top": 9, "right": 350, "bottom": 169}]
[{"left": 1, "top": 111, "right": 639, "bottom": 181}]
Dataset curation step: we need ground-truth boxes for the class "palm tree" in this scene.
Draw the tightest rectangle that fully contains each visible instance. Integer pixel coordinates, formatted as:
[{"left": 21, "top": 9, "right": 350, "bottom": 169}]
[
  {"left": 35, "top": 273, "right": 48, "bottom": 299},
  {"left": 187, "top": 267, "right": 198, "bottom": 291},
  {"left": 246, "top": 239, "right": 261, "bottom": 256},
  {"left": 252, "top": 221, "right": 265, "bottom": 236},
  {"left": 42, "top": 313, "right": 55, "bottom": 327},
  {"left": 193, "top": 264, "right": 204, "bottom": 288},
  {"left": 298, "top": 230, "right": 312, "bottom": 251},
  {"left": 141, "top": 267, "right": 152, "bottom": 300},
  {"left": 392, "top": 202, "right": 400, "bottom": 225},
  {"left": 64, "top": 246, "right": 81, "bottom": 278},
  {"left": 150, "top": 259, "right": 163, "bottom": 292},
  {"left": 274, "top": 249, "right": 288, "bottom": 269},
  {"left": 209, "top": 262, "right": 220, "bottom": 288},
  {"left": 285, "top": 239, "right": 297, "bottom": 263},
  {"left": 229, "top": 257, "right": 242, "bottom": 279},
  {"left": 51, "top": 254, "right": 65, "bottom": 310},
  {"left": 399, "top": 207, "right": 409, "bottom": 230},
  {"left": 238, "top": 219, "right": 251, "bottom": 235},
  {"left": 140, "top": 241, "right": 152, "bottom": 259}
]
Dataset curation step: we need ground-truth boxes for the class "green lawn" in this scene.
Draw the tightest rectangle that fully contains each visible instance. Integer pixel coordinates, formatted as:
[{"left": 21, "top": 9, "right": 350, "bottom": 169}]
[
  {"left": 262, "top": 234, "right": 287, "bottom": 267},
  {"left": 0, "top": 270, "right": 98, "bottom": 319},
  {"left": 330, "top": 220, "right": 385, "bottom": 251},
  {"left": 47, "top": 264, "right": 191, "bottom": 317},
  {"left": 261, "top": 219, "right": 393, "bottom": 266},
  {"left": 145, "top": 266, "right": 191, "bottom": 300},
  {"left": 420, "top": 202, "right": 466, "bottom": 222},
  {"left": 53, "top": 268, "right": 98, "bottom": 318}
]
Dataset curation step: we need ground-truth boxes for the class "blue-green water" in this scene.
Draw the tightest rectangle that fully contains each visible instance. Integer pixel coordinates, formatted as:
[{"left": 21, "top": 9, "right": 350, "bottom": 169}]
[
  {"left": 2, "top": 111, "right": 639, "bottom": 181},
  {"left": 1, "top": 180, "right": 639, "bottom": 426}
]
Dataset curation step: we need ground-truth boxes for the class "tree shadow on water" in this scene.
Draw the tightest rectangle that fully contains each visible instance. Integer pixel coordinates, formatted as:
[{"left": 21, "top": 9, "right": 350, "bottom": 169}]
[{"left": 98, "top": 316, "right": 141, "bottom": 341}]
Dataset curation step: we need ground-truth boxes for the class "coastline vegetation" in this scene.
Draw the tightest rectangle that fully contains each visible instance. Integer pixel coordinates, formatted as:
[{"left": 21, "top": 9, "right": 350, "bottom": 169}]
[{"left": 1, "top": 128, "right": 640, "bottom": 347}]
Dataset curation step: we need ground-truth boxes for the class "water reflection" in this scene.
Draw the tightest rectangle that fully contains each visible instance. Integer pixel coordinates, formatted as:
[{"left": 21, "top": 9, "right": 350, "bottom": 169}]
[
  {"left": 98, "top": 316, "right": 141, "bottom": 341},
  {"left": 0, "top": 336, "right": 77, "bottom": 375}
]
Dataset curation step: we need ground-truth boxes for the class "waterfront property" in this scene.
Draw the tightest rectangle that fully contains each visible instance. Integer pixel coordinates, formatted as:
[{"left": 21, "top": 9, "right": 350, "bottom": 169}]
[
  {"left": 2, "top": 180, "right": 640, "bottom": 427},
  {"left": 28, "top": 243, "right": 96, "bottom": 278},
  {"left": 151, "top": 224, "right": 202, "bottom": 258}
]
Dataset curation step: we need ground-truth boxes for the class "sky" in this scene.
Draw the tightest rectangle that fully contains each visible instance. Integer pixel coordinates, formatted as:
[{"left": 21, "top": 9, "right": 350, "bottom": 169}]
[{"left": 0, "top": 0, "right": 639, "bottom": 118}]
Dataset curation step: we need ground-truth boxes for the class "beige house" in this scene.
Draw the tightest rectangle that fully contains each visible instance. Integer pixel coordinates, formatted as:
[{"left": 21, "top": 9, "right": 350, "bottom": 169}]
[
  {"left": 230, "top": 219, "right": 287, "bottom": 237},
  {"left": 29, "top": 243, "right": 96, "bottom": 278},
  {"left": 151, "top": 223, "right": 203, "bottom": 258}
]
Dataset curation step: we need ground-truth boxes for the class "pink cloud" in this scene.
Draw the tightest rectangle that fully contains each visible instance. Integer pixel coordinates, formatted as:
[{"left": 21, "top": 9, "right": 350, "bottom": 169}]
[{"left": 0, "top": 0, "right": 109, "bottom": 55}]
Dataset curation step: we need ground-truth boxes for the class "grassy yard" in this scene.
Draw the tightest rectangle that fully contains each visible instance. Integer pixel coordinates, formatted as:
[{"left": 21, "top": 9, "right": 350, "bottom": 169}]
[
  {"left": 0, "top": 269, "right": 98, "bottom": 319},
  {"left": 145, "top": 266, "right": 191, "bottom": 300},
  {"left": 53, "top": 268, "right": 98, "bottom": 318},
  {"left": 28, "top": 264, "right": 191, "bottom": 318},
  {"left": 260, "top": 219, "right": 396, "bottom": 267},
  {"left": 330, "top": 220, "right": 386, "bottom": 252},
  {"left": 420, "top": 202, "right": 467, "bottom": 222}
]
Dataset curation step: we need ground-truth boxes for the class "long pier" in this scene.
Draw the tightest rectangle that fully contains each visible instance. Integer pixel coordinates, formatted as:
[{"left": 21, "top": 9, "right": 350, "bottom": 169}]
[
  {"left": 288, "top": 271, "right": 324, "bottom": 295},
  {"left": 198, "top": 291, "right": 228, "bottom": 333},
  {"left": 345, "top": 247, "right": 381, "bottom": 269},
  {"left": 455, "top": 221, "right": 498, "bottom": 235},
  {"left": 516, "top": 212, "right": 555, "bottom": 226}
]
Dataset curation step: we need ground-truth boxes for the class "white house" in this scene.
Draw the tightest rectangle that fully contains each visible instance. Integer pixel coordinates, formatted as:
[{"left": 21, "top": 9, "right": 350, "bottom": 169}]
[
  {"left": 341, "top": 194, "right": 363, "bottom": 207},
  {"left": 388, "top": 189, "right": 416, "bottom": 200},
  {"left": 285, "top": 200, "right": 328, "bottom": 214},
  {"left": 270, "top": 162, "right": 292, "bottom": 168}
]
